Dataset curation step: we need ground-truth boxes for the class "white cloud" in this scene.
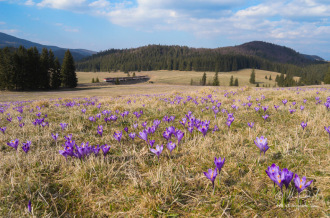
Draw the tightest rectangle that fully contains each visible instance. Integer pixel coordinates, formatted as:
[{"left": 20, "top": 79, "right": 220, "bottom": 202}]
[
  {"left": 88, "top": 0, "right": 110, "bottom": 8},
  {"left": 25, "top": 0, "right": 35, "bottom": 6},
  {"left": 0, "top": 29, "right": 20, "bottom": 34},
  {"left": 0, "top": 21, "right": 6, "bottom": 25},
  {"left": 37, "top": 0, "right": 87, "bottom": 10}
]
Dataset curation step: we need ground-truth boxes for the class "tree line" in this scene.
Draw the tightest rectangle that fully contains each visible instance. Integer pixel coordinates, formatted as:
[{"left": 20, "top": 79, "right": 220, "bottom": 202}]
[
  {"left": 76, "top": 45, "right": 329, "bottom": 86},
  {"left": 0, "top": 46, "right": 77, "bottom": 90}
]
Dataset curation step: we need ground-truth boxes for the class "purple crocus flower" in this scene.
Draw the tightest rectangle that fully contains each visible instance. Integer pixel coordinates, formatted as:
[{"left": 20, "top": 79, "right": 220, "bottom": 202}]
[
  {"left": 60, "top": 123, "right": 68, "bottom": 130},
  {"left": 133, "top": 123, "right": 138, "bottom": 129},
  {"left": 89, "top": 116, "right": 96, "bottom": 122},
  {"left": 149, "top": 139, "right": 155, "bottom": 147},
  {"left": 262, "top": 114, "right": 269, "bottom": 121},
  {"left": 113, "top": 131, "right": 123, "bottom": 143},
  {"left": 129, "top": 132, "right": 136, "bottom": 140},
  {"left": 28, "top": 200, "right": 31, "bottom": 213},
  {"left": 214, "top": 157, "right": 225, "bottom": 173},
  {"left": 51, "top": 133, "right": 59, "bottom": 141},
  {"left": 22, "top": 141, "right": 31, "bottom": 153},
  {"left": 92, "top": 144, "right": 100, "bottom": 156},
  {"left": 139, "top": 130, "right": 148, "bottom": 142},
  {"left": 163, "top": 130, "right": 172, "bottom": 141},
  {"left": 167, "top": 141, "right": 176, "bottom": 154},
  {"left": 101, "top": 144, "right": 111, "bottom": 157},
  {"left": 0, "top": 127, "right": 6, "bottom": 134},
  {"left": 282, "top": 168, "right": 294, "bottom": 189},
  {"left": 17, "top": 116, "right": 23, "bottom": 122},
  {"left": 301, "top": 122, "right": 307, "bottom": 130},
  {"left": 254, "top": 136, "right": 269, "bottom": 156},
  {"left": 274, "top": 105, "right": 280, "bottom": 111},
  {"left": 7, "top": 117, "right": 12, "bottom": 122},
  {"left": 266, "top": 163, "right": 280, "bottom": 186},
  {"left": 204, "top": 168, "right": 218, "bottom": 190},
  {"left": 150, "top": 144, "right": 163, "bottom": 161},
  {"left": 262, "top": 106, "right": 269, "bottom": 112},
  {"left": 97, "top": 125, "right": 103, "bottom": 137},
  {"left": 212, "top": 125, "right": 219, "bottom": 133},
  {"left": 282, "top": 99, "right": 288, "bottom": 105},
  {"left": 81, "top": 109, "right": 86, "bottom": 114},
  {"left": 324, "top": 126, "right": 330, "bottom": 135},
  {"left": 19, "top": 123, "right": 25, "bottom": 128},
  {"left": 142, "top": 121, "right": 147, "bottom": 128},
  {"left": 294, "top": 174, "right": 313, "bottom": 194},
  {"left": 7, "top": 139, "right": 19, "bottom": 150},
  {"left": 248, "top": 122, "right": 254, "bottom": 129},
  {"left": 289, "top": 109, "right": 296, "bottom": 114},
  {"left": 198, "top": 122, "right": 209, "bottom": 137},
  {"left": 254, "top": 107, "right": 260, "bottom": 112},
  {"left": 124, "top": 127, "right": 128, "bottom": 133}
]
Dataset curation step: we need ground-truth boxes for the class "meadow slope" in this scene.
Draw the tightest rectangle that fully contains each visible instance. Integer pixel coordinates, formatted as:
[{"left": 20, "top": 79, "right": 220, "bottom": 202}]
[{"left": 0, "top": 85, "right": 329, "bottom": 217}]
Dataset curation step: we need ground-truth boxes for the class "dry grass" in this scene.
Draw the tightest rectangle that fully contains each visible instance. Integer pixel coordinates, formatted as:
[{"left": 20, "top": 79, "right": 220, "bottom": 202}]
[
  {"left": 76, "top": 69, "right": 299, "bottom": 87},
  {"left": 0, "top": 85, "right": 329, "bottom": 217}
]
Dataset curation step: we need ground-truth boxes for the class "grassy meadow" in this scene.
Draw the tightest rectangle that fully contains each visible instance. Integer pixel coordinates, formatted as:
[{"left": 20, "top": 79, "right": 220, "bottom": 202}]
[
  {"left": 0, "top": 81, "right": 329, "bottom": 216},
  {"left": 77, "top": 69, "right": 299, "bottom": 87}
]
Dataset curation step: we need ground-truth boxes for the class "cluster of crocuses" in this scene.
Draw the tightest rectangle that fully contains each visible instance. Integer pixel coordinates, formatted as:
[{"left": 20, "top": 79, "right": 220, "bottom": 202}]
[
  {"left": 58, "top": 134, "right": 110, "bottom": 159},
  {"left": 179, "top": 111, "right": 213, "bottom": 136},
  {"left": 226, "top": 113, "right": 234, "bottom": 128},
  {"left": 266, "top": 163, "right": 313, "bottom": 196},
  {"left": 204, "top": 156, "right": 225, "bottom": 193},
  {"left": 6, "top": 139, "right": 31, "bottom": 153}
]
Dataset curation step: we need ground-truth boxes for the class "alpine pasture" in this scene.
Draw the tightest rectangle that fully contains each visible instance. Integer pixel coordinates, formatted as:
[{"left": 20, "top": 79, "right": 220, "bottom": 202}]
[{"left": 0, "top": 75, "right": 329, "bottom": 217}]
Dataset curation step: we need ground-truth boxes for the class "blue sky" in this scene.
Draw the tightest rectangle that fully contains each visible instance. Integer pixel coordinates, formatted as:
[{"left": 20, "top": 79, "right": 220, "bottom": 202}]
[{"left": 0, "top": 0, "right": 329, "bottom": 60}]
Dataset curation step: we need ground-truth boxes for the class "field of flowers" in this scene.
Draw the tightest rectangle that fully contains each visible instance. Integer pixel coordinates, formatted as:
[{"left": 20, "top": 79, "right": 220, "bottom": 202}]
[{"left": 0, "top": 86, "right": 329, "bottom": 217}]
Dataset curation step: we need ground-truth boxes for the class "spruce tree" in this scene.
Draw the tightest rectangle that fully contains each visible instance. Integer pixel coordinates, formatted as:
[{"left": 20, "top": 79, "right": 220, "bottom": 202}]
[
  {"left": 61, "top": 50, "right": 77, "bottom": 88},
  {"left": 213, "top": 72, "right": 219, "bottom": 86},
  {"left": 201, "top": 72, "right": 207, "bottom": 86},
  {"left": 229, "top": 75, "right": 234, "bottom": 86},
  {"left": 40, "top": 48, "right": 50, "bottom": 89},
  {"left": 51, "top": 57, "right": 61, "bottom": 89},
  {"left": 96, "top": 77, "right": 99, "bottom": 83},
  {"left": 249, "top": 69, "right": 256, "bottom": 84},
  {"left": 92, "top": 78, "right": 95, "bottom": 83},
  {"left": 269, "top": 75, "right": 272, "bottom": 80},
  {"left": 234, "top": 78, "right": 238, "bottom": 86}
]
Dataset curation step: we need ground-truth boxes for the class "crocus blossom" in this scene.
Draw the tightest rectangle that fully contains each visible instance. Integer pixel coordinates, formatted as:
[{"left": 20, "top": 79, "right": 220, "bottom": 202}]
[
  {"left": 22, "top": 141, "right": 31, "bottom": 153},
  {"left": 150, "top": 144, "right": 163, "bottom": 160},
  {"left": 294, "top": 174, "right": 313, "bottom": 194},
  {"left": 254, "top": 136, "right": 269, "bottom": 156}
]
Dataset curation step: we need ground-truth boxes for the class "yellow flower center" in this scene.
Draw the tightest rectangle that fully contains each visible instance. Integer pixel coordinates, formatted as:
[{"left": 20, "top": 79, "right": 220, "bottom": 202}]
[
  {"left": 299, "top": 185, "right": 302, "bottom": 188},
  {"left": 278, "top": 179, "right": 281, "bottom": 183}
]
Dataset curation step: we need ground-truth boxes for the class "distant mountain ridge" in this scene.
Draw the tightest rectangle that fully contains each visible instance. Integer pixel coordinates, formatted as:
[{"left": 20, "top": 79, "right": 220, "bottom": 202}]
[
  {"left": 0, "top": 32, "right": 96, "bottom": 61},
  {"left": 220, "top": 41, "right": 324, "bottom": 64}
]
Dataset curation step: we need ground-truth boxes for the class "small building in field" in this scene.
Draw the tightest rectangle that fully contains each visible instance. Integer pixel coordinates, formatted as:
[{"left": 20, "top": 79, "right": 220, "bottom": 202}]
[{"left": 103, "top": 76, "right": 149, "bottom": 84}]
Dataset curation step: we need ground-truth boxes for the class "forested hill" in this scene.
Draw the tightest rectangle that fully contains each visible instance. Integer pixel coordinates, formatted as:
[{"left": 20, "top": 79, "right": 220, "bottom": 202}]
[
  {"left": 0, "top": 32, "right": 96, "bottom": 62},
  {"left": 76, "top": 41, "right": 328, "bottom": 85}
]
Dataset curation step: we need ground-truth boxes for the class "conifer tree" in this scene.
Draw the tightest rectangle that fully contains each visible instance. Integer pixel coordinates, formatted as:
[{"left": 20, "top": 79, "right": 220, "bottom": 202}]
[
  {"left": 40, "top": 48, "right": 50, "bottom": 89},
  {"left": 229, "top": 75, "right": 234, "bottom": 86},
  {"left": 96, "top": 77, "right": 99, "bottom": 83},
  {"left": 234, "top": 78, "right": 238, "bottom": 86},
  {"left": 201, "top": 72, "right": 207, "bottom": 86},
  {"left": 213, "top": 72, "right": 219, "bottom": 86},
  {"left": 51, "top": 57, "right": 61, "bottom": 89},
  {"left": 249, "top": 69, "right": 256, "bottom": 84},
  {"left": 269, "top": 75, "right": 272, "bottom": 80},
  {"left": 92, "top": 78, "right": 95, "bottom": 83},
  {"left": 61, "top": 50, "right": 77, "bottom": 88}
]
